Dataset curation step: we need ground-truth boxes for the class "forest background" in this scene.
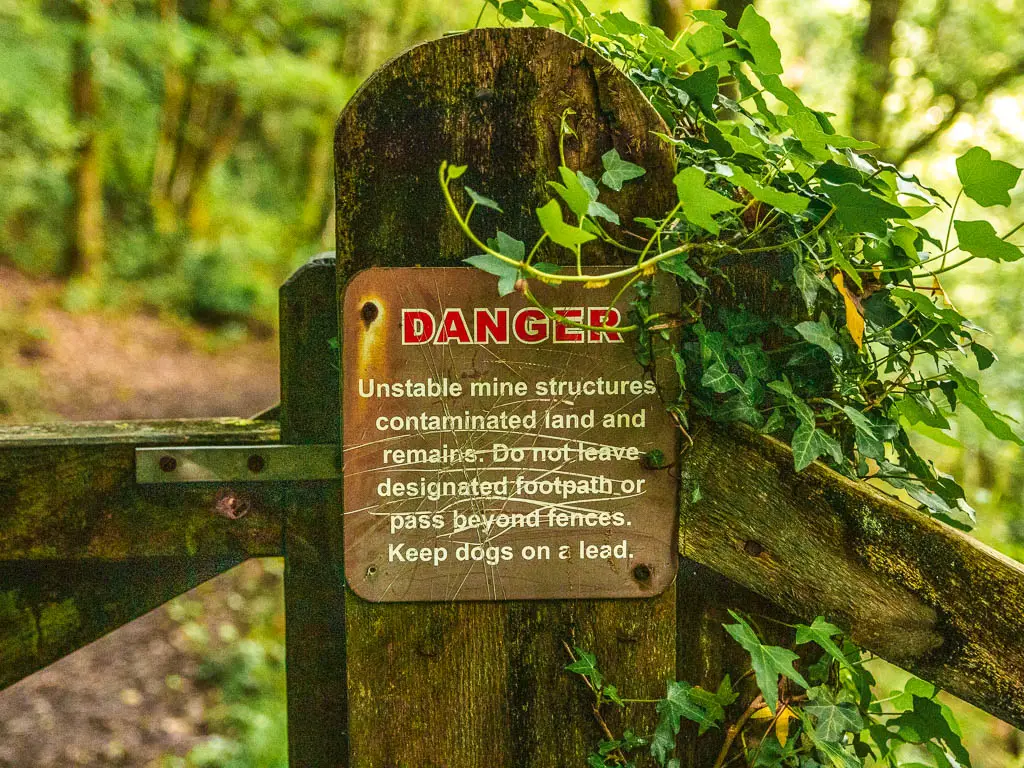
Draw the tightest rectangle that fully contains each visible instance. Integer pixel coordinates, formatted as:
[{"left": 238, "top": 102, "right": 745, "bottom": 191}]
[{"left": 1, "top": 0, "right": 1023, "bottom": 765}]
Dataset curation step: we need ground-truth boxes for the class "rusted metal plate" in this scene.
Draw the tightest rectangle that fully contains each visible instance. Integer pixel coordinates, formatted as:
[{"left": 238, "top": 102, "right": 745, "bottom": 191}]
[{"left": 342, "top": 267, "right": 680, "bottom": 601}]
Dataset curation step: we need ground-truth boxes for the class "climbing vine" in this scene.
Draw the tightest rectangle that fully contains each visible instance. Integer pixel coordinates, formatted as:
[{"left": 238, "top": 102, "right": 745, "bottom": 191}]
[{"left": 438, "top": 1, "right": 1024, "bottom": 765}]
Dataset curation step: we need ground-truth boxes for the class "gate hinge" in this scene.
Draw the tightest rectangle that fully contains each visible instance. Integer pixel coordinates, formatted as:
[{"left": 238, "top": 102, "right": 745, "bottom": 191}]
[{"left": 136, "top": 444, "right": 341, "bottom": 484}]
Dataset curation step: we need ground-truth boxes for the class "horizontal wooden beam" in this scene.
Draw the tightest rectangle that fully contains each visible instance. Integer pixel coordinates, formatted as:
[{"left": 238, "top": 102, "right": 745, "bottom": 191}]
[
  {"left": 0, "top": 559, "right": 242, "bottom": 691},
  {"left": 679, "top": 421, "right": 1024, "bottom": 730},
  {"left": 0, "top": 419, "right": 285, "bottom": 560}
]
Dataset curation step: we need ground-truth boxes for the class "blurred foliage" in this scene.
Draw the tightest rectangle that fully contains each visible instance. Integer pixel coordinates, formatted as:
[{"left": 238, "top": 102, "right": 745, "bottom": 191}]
[
  {"left": 159, "top": 559, "right": 287, "bottom": 768},
  {"left": 3, "top": 0, "right": 1024, "bottom": 764}
]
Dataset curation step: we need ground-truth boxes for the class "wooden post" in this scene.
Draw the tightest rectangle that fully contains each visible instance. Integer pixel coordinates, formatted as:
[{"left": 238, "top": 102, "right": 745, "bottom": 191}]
[
  {"left": 331, "top": 27, "right": 790, "bottom": 765},
  {"left": 279, "top": 256, "right": 349, "bottom": 766}
]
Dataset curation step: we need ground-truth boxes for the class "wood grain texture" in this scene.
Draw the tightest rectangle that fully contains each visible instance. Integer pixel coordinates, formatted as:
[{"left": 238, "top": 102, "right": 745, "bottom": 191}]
[
  {"left": 0, "top": 419, "right": 283, "bottom": 560},
  {"left": 279, "top": 256, "right": 349, "bottom": 767},
  {"left": 335, "top": 26, "right": 681, "bottom": 767},
  {"left": 679, "top": 420, "right": 1024, "bottom": 730},
  {"left": 0, "top": 559, "right": 238, "bottom": 691}
]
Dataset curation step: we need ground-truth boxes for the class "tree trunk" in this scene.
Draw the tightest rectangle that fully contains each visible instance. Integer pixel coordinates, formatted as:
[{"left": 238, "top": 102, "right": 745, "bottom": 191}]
[
  {"left": 68, "top": 13, "right": 104, "bottom": 279},
  {"left": 648, "top": 0, "right": 690, "bottom": 40},
  {"left": 849, "top": 0, "right": 902, "bottom": 145}
]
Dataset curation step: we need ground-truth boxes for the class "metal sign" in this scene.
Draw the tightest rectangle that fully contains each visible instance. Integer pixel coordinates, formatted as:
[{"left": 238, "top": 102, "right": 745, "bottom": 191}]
[{"left": 342, "top": 268, "right": 680, "bottom": 601}]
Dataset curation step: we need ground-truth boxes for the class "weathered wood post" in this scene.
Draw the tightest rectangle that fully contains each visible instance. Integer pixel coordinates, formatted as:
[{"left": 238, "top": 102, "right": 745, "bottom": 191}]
[{"left": 327, "top": 26, "right": 789, "bottom": 767}]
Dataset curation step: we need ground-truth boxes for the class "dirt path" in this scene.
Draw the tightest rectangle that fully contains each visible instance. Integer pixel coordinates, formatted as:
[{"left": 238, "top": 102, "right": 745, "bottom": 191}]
[{"left": 0, "top": 265, "right": 283, "bottom": 766}]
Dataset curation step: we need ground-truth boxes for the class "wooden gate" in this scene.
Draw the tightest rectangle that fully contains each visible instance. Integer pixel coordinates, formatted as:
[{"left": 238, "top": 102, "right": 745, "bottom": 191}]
[{"left": 2, "top": 27, "right": 1024, "bottom": 767}]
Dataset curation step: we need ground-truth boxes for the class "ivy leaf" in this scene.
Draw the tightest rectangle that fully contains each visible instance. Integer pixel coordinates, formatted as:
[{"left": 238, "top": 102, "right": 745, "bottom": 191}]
[
  {"left": 782, "top": 112, "right": 875, "bottom": 161},
  {"left": 806, "top": 688, "right": 864, "bottom": 741},
  {"left": 768, "top": 377, "right": 815, "bottom": 425},
  {"left": 468, "top": 232, "right": 523, "bottom": 296},
  {"left": 831, "top": 273, "right": 865, "bottom": 349},
  {"left": 588, "top": 201, "right": 621, "bottom": 224},
  {"left": 565, "top": 647, "right": 603, "bottom": 689},
  {"left": 728, "top": 166, "right": 809, "bottom": 214},
  {"left": 736, "top": 6, "right": 783, "bottom": 75},
  {"left": 657, "top": 680, "right": 714, "bottom": 733},
  {"left": 793, "top": 262, "right": 822, "bottom": 311},
  {"left": 465, "top": 254, "right": 518, "bottom": 296},
  {"left": 795, "top": 617, "right": 849, "bottom": 668},
  {"left": 808, "top": 727, "right": 863, "bottom": 768},
  {"left": 600, "top": 148, "right": 646, "bottom": 191},
  {"left": 821, "top": 181, "right": 907, "bottom": 237},
  {"left": 842, "top": 406, "right": 896, "bottom": 461},
  {"left": 674, "top": 166, "right": 742, "bottom": 235},
  {"left": 650, "top": 681, "right": 711, "bottom": 765},
  {"left": 702, "top": 361, "right": 743, "bottom": 393},
  {"left": 946, "top": 368, "right": 1023, "bottom": 445},
  {"left": 973, "top": 342, "right": 996, "bottom": 370},
  {"left": 677, "top": 67, "right": 719, "bottom": 119},
  {"left": 956, "top": 146, "right": 1022, "bottom": 207},
  {"left": 659, "top": 253, "right": 708, "bottom": 287},
  {"left": 536, "top": 199, "right": 597, "bottom": 249},
  {"left": 953, "top": 220, "right": 1024, "bottom": 262},
  {"left": 890, "top": 695, "right": 971, "bottom": 766},
  {"left": 465, "top": 186, "right": 503, "bottom": 212},
  {"left": 792, "top": 421, "right": 844, "bottom": 471},
  {"left": 724, "top": 611, "right": 808, "bottom": 713},
  {"left": 795, "top": 319, "right": 843, "bottom": 363},
  {"left": 446, "top": 163, "right": 468, "bottom": 179},
  {"left": 688, "top": 677, "right": 736, "bottom": 733},
  {"left": 547, "top": 166, "right": 592, "bottom": 217}
]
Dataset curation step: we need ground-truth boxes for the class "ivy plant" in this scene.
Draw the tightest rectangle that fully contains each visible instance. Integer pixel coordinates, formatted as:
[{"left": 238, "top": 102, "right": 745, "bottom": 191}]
[
  {"left": 436, "top": 2, "right": 1024, "bottom": 765},
  {"left": 442, "top": 0, "right": 1024, "bottom": 533},
  {"left": 564, "top": 611, "right": 972, "bottom": 768}
]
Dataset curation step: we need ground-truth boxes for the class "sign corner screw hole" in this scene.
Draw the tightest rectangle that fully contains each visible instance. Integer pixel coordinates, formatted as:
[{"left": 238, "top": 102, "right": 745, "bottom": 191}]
[{"left": 361, "top": 301, "right": 379, "bottom": 327}]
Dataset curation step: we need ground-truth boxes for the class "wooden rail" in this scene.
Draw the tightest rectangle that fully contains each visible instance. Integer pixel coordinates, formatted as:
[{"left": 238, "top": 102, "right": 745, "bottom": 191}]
[{"left": 3, "top": 403, "right": 1024, "bottom": 731}]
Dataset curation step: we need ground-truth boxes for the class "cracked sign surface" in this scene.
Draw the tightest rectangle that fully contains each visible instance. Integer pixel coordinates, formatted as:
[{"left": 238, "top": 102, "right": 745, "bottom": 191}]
[{"left": 342, "top": 268, "right": 679, "bottom": 601}]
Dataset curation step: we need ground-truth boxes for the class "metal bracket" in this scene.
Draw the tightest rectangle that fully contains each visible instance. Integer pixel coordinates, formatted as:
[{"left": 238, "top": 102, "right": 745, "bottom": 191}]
[{"left": 136, "top": 444, "right": 341, "bottom": 484}]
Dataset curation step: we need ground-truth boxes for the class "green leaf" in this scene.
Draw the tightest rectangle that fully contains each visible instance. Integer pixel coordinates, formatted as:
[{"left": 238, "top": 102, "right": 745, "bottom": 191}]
[
  {"left": 891, "top": 695, "right": 971, "bottom": 766},
  {"left": 805, "top": 687, "right": 864, "bottom": 741},
  {"left": 794, "top": 319, "right": 843, "bottom": 363},
  {"left": 728, "top": 167, "right": 808, "bottom": 214},
  {"left": 658, "top": 680, "right": 714, "bottom": 733},
  {"left": 677, "top": 67, "right": 719, "bottom": 119},
  {"left": 465, "top": 186, "right": 502, "bottom": 212},
  {"left": 659, "top": 253, "right": 708, "bottom": 287},
  {"left": 792, "top": 421, "right": 843, "bottom": 471},
  {"left": 688, "top": 677, "right": 736, "bottom": 733},
  {"left": 795, "top": 617, "right": 848, "bottom": 668},
  {"left": 736, "top": 6, "right": 782, "bottom": 75},
  {"left": 600, "top": 148, "right": 646, "bottom": 191},
  {"left": 446, "top": 163, "right": 468, "bottom": 179},
  {"left": 947, "top": 368, "right": 1023, "bottom": 445},
  {"left": 821, "top": 181, "right": 907, "bottom": 237},
  {"left": 565, "top": 647, "right": 603, "bottom": 689},
  {"left": 956, "top": 146, "right": 1022, "bottom": 207},
  {"left": 536, "top": 199, "right": 597, "bottom": 249},
  {"left": 673, "top": 166, "right": 742, "bottom": 235},
  {"left": 768, "top": 377, "right": 815, "bottom": 425},
  {"left": 465, "top": 237, "right": 521, "bottom": 297},
  {"left": 547, "top": 166, "right": 592, "bottom": 217},
  {"left": 588, "top": 200, "right": 621, "bottom": 225},
  {"left": 953, "top": 220, "right": 1024, "bottom": 262},
  {"left": 793, "top": 262, "right": 822, "bottom": 311},
  {"left": 724, "top": 611, "right": 808, "bottom": 713},
  {"left": 841, "top": 406, "right": 897, "bottom": 461},
  {"left": 782, "top": 112, "right": 875, "bottom": 161},
  {"left": 808, "top": 727, "right": 862, "bottom": 768},
  {"left": 973, "top": 342, "right": 996, "bottom": 370},
  {"left": 701, "top": 361, "right": 743, "bottom": 393}
]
